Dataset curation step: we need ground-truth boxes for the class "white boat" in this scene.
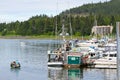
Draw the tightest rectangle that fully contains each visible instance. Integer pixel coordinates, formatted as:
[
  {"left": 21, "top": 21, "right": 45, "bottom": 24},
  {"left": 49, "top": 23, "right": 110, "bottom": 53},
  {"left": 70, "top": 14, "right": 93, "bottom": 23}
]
[
  {"left": 47, "top": 50, "right": 64, "bottom": 67},
  {"left": 48, "top": 62, "right": 63, "bottom": 67},
  {"left": 20, "top": 41, "right": 26, "bottom": 47},
  {"left": 48, "top": 66, "right": 63, "bottom": 70},
  {"left": 48, "top": 62, "right": 63, "bottom": 66},
  {"left": 92, "top": 51, "right": 117, "bottom": 69},
  {"left": 76, "top": 40, "right": 98, "bottom": 47}
]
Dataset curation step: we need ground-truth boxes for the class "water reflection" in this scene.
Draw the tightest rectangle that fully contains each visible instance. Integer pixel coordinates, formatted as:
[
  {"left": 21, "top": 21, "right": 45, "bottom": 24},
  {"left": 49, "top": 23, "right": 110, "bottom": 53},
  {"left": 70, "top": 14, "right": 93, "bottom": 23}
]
[
  {"left": 68, "top": 68, "right": 83, "bottom": 80},
  {"left": 48, "top": 67, "right": 83, "bottom": 80},
  {"left": 10, "top": 68, "right": 21, "bottom": 80},
  {"left": 48, "top": 67, "right": 117, "bottom": 80},
  {"left": 83, "top": 68, "right": 117, "bottom": 80},
  {"left": 103, "top": 69, "right": 117, "bottom": 80},
  {"left": 48, "top": 67, "right": 63, "bottom": 80},
  {"left": 10, "top": 68, "right": 21, "bottom": 75}
]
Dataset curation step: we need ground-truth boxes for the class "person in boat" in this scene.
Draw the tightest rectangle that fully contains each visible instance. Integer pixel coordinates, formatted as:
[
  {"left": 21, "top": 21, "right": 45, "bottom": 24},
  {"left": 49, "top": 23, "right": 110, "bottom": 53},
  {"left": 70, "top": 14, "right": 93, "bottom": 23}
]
[
  {"left": 58, "top": 54, "right": 63, "bottom": 61},
  {"left": 10, "top": 60, "right": 21, "bottom": 68},
  {"left": 66, "top": 44, "right": 71, "bottom": 51},
  {"left": 55, "top": 55, "right": 59, "bottom": 61},
  {"left": 55, "top": 54, "right": 63, "bottom": 62}
]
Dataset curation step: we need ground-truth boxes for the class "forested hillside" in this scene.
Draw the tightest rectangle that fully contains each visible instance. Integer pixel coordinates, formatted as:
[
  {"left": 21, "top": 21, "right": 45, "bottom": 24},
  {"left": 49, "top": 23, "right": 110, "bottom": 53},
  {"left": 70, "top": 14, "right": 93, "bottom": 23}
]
[
  {"left": 64, "top": 0, "right": 120, "bottom": 15},
  {"left": 0, "top": 0, "right": 120, "bottom": 37}
]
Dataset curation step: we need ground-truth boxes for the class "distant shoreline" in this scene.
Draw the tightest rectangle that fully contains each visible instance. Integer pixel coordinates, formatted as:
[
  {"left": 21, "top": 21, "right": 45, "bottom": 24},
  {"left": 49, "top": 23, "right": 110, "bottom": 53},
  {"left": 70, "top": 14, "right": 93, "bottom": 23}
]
[
  {"left": 0, "top": 35, "right": 54, "bottom": 39},
  {"left": 0, "top": 35, "right": 93, "bottom": 40}
]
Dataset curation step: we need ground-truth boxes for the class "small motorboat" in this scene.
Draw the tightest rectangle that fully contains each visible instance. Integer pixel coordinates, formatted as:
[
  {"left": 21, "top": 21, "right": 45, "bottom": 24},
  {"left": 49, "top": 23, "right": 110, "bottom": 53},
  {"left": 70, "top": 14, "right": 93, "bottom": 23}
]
[{"left": 10, "top": 61, "right": 21, "bottom": 68}]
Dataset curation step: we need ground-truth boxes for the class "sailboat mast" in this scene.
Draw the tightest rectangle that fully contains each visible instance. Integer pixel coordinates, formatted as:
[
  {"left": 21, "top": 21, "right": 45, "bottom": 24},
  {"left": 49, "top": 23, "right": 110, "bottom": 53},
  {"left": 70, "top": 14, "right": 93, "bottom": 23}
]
[
  {"left": 69, "top": 9, "right": 72, "bottom": 40},
  {"left": 55, "top": 0, "right": 58, "bottom": 40},
  {"left": 61, "top": 19, "right": 66, "bottom": 41},
  {"left": 55, "top": 16, "right": 58, "bottom": 40},
  {"left": 68, "top": 1, "right": 72, "bottom": 40}
]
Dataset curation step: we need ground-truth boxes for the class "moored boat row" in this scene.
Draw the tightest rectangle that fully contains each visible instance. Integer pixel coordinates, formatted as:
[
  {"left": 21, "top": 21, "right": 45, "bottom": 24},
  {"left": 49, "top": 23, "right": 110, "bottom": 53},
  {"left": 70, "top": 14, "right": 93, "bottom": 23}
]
[{"left": 48, "top": 38, "right": 117, "bottom": 69}]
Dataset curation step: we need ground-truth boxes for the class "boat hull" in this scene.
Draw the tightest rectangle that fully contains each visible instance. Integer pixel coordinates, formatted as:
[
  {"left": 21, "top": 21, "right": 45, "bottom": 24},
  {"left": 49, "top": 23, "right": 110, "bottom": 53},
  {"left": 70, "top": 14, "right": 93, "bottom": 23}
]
[
  {"left": 48, "top": 62, "right": 63, "bottom": 67},
  {"left": 93, "top": 64, "right": 116, "bottom": 69},
  {"left": 88, "top": 59, "right": 117, "bottom": 69},
  {"left": 64, "top": 64, "right": 80, "bottom": 68}
]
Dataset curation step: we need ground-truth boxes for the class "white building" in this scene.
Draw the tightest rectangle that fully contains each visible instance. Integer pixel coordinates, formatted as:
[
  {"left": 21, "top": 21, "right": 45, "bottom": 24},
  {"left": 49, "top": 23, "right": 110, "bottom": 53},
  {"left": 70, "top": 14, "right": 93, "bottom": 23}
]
[{"left": 92, "top": 25, "right": 113, "bottom": 35}]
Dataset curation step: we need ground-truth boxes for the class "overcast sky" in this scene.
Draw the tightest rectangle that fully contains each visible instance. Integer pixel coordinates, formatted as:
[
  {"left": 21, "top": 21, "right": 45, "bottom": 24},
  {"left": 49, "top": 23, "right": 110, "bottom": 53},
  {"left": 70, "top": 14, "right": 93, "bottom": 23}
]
[{"left": 0, "top": 0, "right": 110, "bottom": 23}]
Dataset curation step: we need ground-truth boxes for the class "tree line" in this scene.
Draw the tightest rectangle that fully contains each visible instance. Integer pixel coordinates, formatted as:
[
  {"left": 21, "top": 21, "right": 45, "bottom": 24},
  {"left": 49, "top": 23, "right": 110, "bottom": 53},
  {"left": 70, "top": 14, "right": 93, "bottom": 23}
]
[
  {"left": 0, "top": 0, "right": 120, "bottom": 36},
  {"left": 0, "top": 14, "right": 120, "bottom": 36}
]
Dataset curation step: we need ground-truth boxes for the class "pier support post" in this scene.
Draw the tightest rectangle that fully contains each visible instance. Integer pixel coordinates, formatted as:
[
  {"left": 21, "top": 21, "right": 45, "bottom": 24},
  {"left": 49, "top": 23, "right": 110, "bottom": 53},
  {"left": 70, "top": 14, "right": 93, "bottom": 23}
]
[{"left": 116, "top": 22, "right": 120, "bottom": 80}]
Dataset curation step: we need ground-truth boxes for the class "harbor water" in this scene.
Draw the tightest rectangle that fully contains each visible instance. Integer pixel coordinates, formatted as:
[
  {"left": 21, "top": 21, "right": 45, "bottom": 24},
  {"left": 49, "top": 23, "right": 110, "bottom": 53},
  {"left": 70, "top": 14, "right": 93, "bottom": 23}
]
[{"left": 0, "top": 39, "right": 117, "bottom": 80}]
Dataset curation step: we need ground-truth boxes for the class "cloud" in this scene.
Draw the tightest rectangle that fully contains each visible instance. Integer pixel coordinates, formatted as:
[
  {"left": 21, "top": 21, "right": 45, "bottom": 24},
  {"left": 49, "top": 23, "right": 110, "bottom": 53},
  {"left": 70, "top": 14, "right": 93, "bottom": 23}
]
[{"left": 0, "top": 0, "right": 110, "bottom": 23}]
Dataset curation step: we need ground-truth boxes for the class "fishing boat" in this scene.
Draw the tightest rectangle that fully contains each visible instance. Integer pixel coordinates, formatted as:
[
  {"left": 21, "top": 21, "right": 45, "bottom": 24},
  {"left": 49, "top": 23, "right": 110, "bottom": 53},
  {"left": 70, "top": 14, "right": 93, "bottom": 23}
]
[
  {"left": 63, "top": 41, "right": 90, "bottom": 68},
  {"left": 47, "top": 14, "right": 71, "bottom": 67},
  {"left": 63, "top": 51, "right": 83, "bottom": 68},
  {"left": 10, "top": 61, "right": 21, "bottom": 68},
  {"left": 47, "top": 50, "right": 64, "bottom": 67},
  {"left": 93, "top": 42, "right": 117, "bottom": 69},
  {"left": 47, "top": 20, "right": 65, "bottom": 67},
  {"left": 76, "top": 38, "right": 98, "bottom": 47},
  {"left": 91, "top": 50, "right": 117, "bottom": 69},
  {"left": 47, "top": 3, "right": 85, "bottom": 68}
]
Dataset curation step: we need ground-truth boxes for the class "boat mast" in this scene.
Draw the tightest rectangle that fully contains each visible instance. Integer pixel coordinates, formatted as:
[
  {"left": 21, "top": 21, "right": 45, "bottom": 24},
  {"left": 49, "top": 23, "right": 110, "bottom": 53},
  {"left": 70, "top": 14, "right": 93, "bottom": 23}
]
[
  {"left": 61, "top": 19, "right": 66, "bottom": 42},
  {"left": 55, "top": 0, "right": 60, "bottom": 48},
  {"left": 55, "top": 16, "right": 58, "bottom": 40},
  {"left": 68, "top": 1, "right": 72, "bottom": 40},
  {"left": 94, "top": 15, "right": 98, "bottom": 39},
  {"left": 55, "top": 0, "right": 58, "bottom": 40}
]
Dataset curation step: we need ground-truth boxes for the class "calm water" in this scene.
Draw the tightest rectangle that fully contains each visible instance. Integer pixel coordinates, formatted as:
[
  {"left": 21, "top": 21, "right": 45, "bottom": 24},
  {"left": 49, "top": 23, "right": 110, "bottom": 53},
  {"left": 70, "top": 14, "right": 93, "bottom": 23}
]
[{"left": 0, "top": 39, "right": 117, "bottom": 80}]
